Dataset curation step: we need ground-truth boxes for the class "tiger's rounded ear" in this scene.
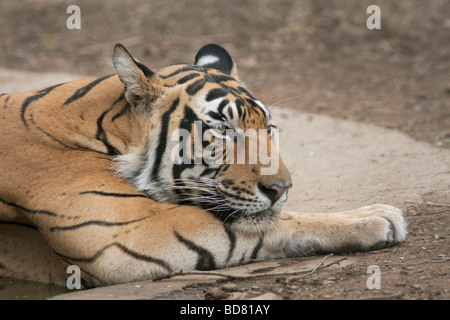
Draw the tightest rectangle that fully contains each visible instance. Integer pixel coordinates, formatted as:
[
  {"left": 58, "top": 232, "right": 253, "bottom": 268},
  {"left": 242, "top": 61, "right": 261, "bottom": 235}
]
[
  {"left": 194, "top": 44, "right": 238, "bottom": 79},
  {"left": 113, "top": 43, "right": 161, "bottom": 117}
]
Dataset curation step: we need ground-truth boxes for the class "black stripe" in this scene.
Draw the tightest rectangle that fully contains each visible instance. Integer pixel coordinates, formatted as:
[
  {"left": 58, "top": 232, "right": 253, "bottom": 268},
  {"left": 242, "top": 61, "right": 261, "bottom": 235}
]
[
  {"left": 79, "top": 270, "right": 104, "bottom": 288},
  {"left": 167, "top": 205, "right": 183, "bottom": 211},
  {"left": 246, "top": 98, "right": 267, "bottom": 121},
  {"left": 171, "top": 105, "right": 200, "bottom": 185},
  {"left": 174, "top": 231, "right": 216, "bottom": 270},
  {"left": 227, "top": 106, "right": 234, "bottom": 120},
  {"left": 55, "top": 242, "right": 172, "bottom": 272},
  {"left": 79, "top": 190, "right": 149, "bottom": 198},
  {"left": 199, "top": 167, "right": 219, "bottom": 178},
  {"left": 2, "top": 95, "right": 10, "bottom": 109},
  {"left": 0, "top": 262, "right": 4, "bottom": 270},
  {"left": 159, "top": 66, "right": 201, "bottom": 80},
  {"left": 49, "top": 218, "right": 146, "bottom": 232},
  {"left": 235, "top": 97, "right": 244, "bottom": 118},
  {"left": 186, "top": 78, "right": 207, "bottom": 95},
  {"left": 205, "top": 88, "right": 228, "bottom": 101},
  {"left": 95, "top": 156, "right": 114, "bottom": 161},
  {"left": 250, "top": 236, "right": 264, "bottom": 260},
  {"left": 207, "top": 110, "right": 226, "bottom": 121},
  {"left": 218, "top": 164, "right": 230, "bottom": 175},
  {"left": 151, "top": 98, "right": 180, "bottom": 183},
  {"left": 224, "top": 226, "right": 237, "bottom": 263},
  {"left": 241, "top": 107, "right": 248, "bottom": 124},
  {"left": 115, "top": 243, "right": 172, "bottom": 272},
  {"left": 218, "top": 99, "right": 229, "bottom": 114},
  {"left": 96, "top": 107, "right": 120, "bottom": 156},
  {"left": 79, "top": 278, "right": 94, "bottom": 289},
  {"left": 111, "top": 103, "right": 130, "bottom": 122},
  {"left": 112, "top": 91, "right": 126, "bottom": 105},
  {"left": 36, "top": 126, "right": 74, "bottom": 149},
  {"left": 55, "top": 243, "right": 116, "bottom": 263},
  {"left": 134, "top": 60, "right": 154, "bottom": 78},
  {"left": 217, "top": 187, "right": 257, "bottom": 203},
  {"left": 177, "top": 73, "right": 201, "bottom": 85},
  {"left": 0, "top": 220, "right": 37, "bottom": 230},
  {"left": 63, "top": 74, "right": 113, "bottom": 106},
  {"left": 21, "top": 83, "right": 65, "bottom": 127},
  {"left": 0, "top": 197, "right": 57, "bottom": 217},
  {"left": 211, "top": 74, "right": 236, "bottom": 83},
  {"left": 238, "top": 86, "right": 256, "bottom": 99}
]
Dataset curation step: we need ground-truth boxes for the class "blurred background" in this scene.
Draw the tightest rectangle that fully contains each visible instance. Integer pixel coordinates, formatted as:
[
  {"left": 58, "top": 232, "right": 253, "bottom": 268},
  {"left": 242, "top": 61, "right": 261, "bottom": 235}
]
[{"left": 1, "top": 0, "right": 449, "bottom": 147}]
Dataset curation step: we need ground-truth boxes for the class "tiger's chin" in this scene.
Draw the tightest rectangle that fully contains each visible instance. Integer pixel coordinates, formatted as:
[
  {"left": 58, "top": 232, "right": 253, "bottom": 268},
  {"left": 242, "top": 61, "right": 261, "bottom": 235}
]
[
  {"left": 140, "top": 183, "right": 284, "bottom": 234},
  {"left": 207, "top": 206, "right": 281, "bottom": 235},
  {"left": 228, "top": 210, "right": 280, "bottom": 235}
]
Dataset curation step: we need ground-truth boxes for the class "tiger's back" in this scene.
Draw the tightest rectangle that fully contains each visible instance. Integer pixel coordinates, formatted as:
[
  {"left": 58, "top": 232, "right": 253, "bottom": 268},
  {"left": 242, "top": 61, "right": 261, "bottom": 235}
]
[{"left": 0, "top": 75, "right": 149, "bottom": 284}]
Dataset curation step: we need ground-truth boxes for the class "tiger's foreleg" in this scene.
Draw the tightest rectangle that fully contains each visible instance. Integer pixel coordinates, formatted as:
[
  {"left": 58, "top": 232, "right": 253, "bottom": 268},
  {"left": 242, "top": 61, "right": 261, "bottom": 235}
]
[{"left": 259, "top": 204, "right": 407, "bottom": 258}]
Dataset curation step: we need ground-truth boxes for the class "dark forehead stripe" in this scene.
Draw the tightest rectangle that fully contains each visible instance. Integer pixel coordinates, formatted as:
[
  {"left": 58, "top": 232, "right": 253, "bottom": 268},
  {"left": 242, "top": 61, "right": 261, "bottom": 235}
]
[
  {"left": 159, "top": 63, "right": 265, "bottom": 124},
  {"left": 239, "top": 86, "right": 255, "bottom": 100},
  {"left": 158, "top": 65, "right": 202, "bottom": 80},
  {"left": 210, "top": 73, "right": 236, "bottom": 83},
  {"left": 177, "top": 73, "right": 201, "bottom": 85},
  {"left": 225, "top": 85, "right": 256, "bottom": 100},
  {"left": 211, "top": 82, "right": 259, "bottom": 120},
  {"left": 184, "top": 73, "right": 225, "bottom": 96},
  {"left": 206, "top": 88, "right": 228, "bottom": 102},
  {"left": 159, "top": 63, "right": 255, "bottom": 103},
  {"left": 186, "top": 78, "right": 208, "bottom": 95}
]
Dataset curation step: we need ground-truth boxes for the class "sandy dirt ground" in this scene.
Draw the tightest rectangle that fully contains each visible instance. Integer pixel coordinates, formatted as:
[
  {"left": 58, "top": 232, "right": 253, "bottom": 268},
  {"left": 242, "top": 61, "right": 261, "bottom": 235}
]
[{"left": 0, "top": 0, "right": 448, "bottom": 300}]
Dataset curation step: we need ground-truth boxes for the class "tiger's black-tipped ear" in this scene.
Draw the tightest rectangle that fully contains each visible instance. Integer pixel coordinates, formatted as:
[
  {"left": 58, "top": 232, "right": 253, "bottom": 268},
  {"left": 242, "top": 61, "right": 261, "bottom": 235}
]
[
  {"left": 113, "top": 43, "right": 161, "bottom": 117},
  {"left": 194, "top": 44, "right": 238, "bottom": 79},
  {"left": 113, "top": 43, "right": 154, "bottom": 85}
]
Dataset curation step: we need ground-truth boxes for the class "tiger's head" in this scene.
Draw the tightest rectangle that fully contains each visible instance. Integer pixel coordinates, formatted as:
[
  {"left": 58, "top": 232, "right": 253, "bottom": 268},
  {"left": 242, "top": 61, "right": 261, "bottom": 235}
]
[{"left": 113, "top": 43, "right": 292, "bottom": 233}]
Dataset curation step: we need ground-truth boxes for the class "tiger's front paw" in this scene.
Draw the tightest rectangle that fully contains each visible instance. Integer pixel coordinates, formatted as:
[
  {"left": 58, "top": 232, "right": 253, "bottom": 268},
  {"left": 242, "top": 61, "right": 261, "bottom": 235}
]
[{"left": 355, "top": 204, "right": 407, "bottom": 250}]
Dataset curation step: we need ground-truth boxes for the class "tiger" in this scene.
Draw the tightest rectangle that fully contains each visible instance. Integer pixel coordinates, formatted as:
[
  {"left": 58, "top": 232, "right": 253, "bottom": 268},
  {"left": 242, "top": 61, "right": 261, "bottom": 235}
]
[{"left": 0, "top": 43, "right": 407, "bottom": 288}]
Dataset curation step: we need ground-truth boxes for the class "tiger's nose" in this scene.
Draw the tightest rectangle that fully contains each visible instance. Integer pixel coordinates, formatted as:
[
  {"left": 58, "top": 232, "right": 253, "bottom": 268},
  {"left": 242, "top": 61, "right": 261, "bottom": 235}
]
[{"left": 258, "top": 182, "right": 292, "bottom": 204}]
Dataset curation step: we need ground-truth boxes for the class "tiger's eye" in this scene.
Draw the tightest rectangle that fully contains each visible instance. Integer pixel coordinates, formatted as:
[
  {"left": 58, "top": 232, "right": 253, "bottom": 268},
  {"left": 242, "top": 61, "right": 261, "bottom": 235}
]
[{"left": 214, "top": 123, "right": 227, "bottom": 134}]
